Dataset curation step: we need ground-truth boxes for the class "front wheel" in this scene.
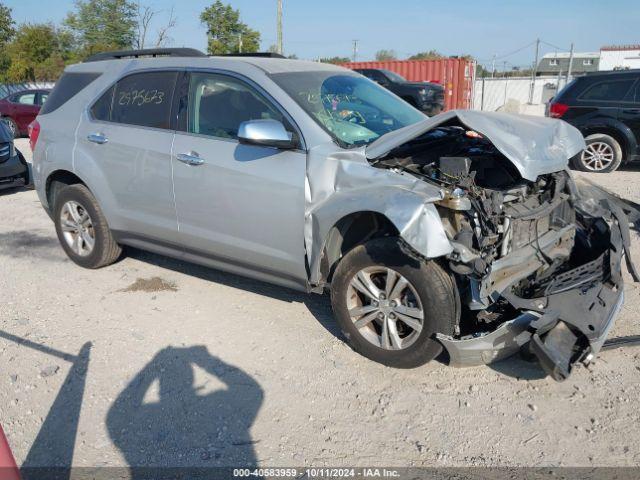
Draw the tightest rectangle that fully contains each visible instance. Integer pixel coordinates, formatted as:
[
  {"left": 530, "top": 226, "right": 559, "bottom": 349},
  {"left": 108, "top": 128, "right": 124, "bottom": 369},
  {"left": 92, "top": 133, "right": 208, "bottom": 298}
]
[
  {"left": 330, "top": 238, "right": 458, "bottom": 368},
  {"left": 572, "top": 133, "right": 623, "bottom": 173},
  {"left": 53, "top": 184, "right": 122, "bottom": 269}
]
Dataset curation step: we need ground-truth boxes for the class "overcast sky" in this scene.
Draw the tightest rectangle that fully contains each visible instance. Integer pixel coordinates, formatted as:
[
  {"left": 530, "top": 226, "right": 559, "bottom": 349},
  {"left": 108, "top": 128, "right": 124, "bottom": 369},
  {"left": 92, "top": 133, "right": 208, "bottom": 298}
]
[{"left": 6, "top": 0, "right": 640, "bottom": 69}]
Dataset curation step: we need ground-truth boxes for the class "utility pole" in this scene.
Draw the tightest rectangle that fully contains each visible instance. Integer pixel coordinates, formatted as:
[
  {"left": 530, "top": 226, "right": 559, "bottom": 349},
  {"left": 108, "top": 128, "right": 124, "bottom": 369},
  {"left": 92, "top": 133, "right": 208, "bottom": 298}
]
[
  {"left": 352, "top": 39, "right": 359, "bottom": 62},
  {"left": 238, "top": 33, "right": 243, "bottom": 53},
  {"left": 566, "top": 42, "right": 574, "bottom": 83},
  {"left": 528, "top": 38, "right": 540, "bottom": 104},
  {"left": 276, "top": 0, "right": 283, "bottom": 55},
  {"left": 491, "top": 54, "right": 496, "bottom": 78}
]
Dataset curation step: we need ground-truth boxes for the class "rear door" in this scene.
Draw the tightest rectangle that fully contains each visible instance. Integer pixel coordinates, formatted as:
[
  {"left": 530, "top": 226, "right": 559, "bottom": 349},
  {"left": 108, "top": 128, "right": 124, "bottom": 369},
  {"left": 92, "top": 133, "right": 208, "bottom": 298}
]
[
  {"left": 75, "top": 70, "right": 180, "bottom": 243},
  {"left": 12, "top": 91, "right": 40, "bottom": 132},
  {"left": 170, "top": 71, "right": 307, "bottom": 288},
  {"left": 618, "top": 76, "right": 640, "bottom": 158}
]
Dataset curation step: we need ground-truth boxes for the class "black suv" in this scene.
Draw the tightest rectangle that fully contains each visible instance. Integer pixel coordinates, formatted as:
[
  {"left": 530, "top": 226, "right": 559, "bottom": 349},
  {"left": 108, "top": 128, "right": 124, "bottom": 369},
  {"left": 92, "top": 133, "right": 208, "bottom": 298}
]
[
  {"left": 354, "top": 68, "right": 445, "bottom": 116},
  {"left": 547, "top": 69, "right": 640, "bottom": 172}
]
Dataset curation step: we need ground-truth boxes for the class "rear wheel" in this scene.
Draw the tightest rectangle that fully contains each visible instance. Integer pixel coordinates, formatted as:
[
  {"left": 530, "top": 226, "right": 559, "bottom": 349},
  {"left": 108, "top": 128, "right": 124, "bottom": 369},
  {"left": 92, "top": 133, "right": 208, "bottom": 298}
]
[
  {"left": 572, "top": 133, "right": 623, "bottom": 173},
  {"left": 53, "top": 184, "right": 122, "bottom": 269},
  {"left": 330, "top": 238, "right": 458, "bottom": 368}
]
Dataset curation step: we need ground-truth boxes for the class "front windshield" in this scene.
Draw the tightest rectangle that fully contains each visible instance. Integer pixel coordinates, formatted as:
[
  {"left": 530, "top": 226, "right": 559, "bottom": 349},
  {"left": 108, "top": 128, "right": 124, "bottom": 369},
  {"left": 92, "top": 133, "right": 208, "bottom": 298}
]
[
  {"left": 381, "top": 69, "right": 406, "bottom": 83},
  {"left": 270, "top": 71, "right": 426, "bottom": 147}
]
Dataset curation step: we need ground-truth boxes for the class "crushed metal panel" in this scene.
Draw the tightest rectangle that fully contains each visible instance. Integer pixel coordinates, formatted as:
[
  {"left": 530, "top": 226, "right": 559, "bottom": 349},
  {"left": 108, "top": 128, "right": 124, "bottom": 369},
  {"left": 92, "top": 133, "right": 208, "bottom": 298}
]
[
  {"left": 366, "top": 110, "right": 586, "bottom": 182},
  {"left": 304, "top": 143, "right": 452, "bottom": 286}
]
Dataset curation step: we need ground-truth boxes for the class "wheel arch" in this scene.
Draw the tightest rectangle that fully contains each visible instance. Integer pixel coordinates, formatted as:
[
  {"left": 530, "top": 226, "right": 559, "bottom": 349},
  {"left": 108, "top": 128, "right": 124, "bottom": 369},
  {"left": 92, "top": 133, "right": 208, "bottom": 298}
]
[
  {"left": 317, "top": 211, "right": 400, "bottom": 286},
  {"left": 45, "top": 169, "right": 89, "bottom": 212}
]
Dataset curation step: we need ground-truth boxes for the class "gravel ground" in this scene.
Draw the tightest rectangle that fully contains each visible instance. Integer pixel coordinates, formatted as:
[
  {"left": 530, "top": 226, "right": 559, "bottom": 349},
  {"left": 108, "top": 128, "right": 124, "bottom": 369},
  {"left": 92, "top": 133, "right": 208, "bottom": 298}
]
[{"left": 1, "top": 138, "right": 640, "bottom": 469}]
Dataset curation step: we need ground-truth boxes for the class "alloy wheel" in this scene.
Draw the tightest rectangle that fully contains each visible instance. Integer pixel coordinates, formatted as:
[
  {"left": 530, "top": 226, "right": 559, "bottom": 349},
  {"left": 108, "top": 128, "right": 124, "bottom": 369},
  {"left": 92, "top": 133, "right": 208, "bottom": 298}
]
[
  {"left": 60, "top": 201, "right": 95, "bottom": 257},
  {"left": 581, "top": 142, "right": 615, "bottom": 171},
  {"left": 346, "top": 266, "right": 424, "bottom": 350}
]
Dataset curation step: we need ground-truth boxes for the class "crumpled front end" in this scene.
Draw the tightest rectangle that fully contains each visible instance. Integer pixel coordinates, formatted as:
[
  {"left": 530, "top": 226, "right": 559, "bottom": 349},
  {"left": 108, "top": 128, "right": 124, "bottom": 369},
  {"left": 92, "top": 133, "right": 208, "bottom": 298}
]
[
  {"left": 364, "top": 111, "right": 638, "bottom": 380},
  {"left": 437, "top": 180, "right": 637, "bottom": 380}
]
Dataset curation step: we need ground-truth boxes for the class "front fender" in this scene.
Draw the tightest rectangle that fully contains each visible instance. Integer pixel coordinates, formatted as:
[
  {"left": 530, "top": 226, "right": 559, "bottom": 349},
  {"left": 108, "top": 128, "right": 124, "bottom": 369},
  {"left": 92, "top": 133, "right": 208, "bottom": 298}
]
[{"left": 305, "top": 144, "right": 452, "bottom": 286}]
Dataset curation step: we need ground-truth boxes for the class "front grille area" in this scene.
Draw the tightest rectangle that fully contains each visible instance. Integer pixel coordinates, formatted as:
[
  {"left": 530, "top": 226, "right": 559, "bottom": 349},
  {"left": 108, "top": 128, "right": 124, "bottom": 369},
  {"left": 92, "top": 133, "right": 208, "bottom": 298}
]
[{"left": 0, "top": 142, "right": 11, "bottom": 164}]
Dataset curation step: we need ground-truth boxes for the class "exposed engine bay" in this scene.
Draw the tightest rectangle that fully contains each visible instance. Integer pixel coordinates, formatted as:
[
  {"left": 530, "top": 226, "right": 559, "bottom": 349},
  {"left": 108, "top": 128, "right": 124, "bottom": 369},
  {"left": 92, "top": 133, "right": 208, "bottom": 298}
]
[{"left": 372, "top": 123, "right": 639, "bottom": 380}]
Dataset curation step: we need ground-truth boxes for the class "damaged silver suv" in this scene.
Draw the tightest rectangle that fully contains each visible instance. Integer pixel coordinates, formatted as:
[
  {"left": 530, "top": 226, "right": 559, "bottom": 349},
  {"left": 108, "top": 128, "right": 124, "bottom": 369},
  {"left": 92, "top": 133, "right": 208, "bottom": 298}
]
[{"left": 32, "top": 49, "right": 637, "bottom": 380}]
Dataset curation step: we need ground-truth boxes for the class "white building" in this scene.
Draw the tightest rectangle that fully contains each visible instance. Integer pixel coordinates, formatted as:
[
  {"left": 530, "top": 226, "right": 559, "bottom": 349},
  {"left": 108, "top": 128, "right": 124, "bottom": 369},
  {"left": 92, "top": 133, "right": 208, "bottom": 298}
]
[{"left": 599, "top": 45, "right": 640, "bottom": 71}]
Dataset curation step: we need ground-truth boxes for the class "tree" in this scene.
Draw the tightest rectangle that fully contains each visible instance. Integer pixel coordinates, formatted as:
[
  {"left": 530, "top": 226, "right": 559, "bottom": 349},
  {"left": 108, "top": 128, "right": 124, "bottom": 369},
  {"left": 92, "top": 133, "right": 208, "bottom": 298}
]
[
  {"left": 0, "top": 2, "right": 15, "bottom": 45},
  {"left": 4, "top": 23, "right": 72, "bottom": 81},
  {"left": 320, "top": 56, "right": 351, "bottom": 65},
  {"left": 375, "top": 49, "right": 396, "bottom": 61},
  {"left": 200, "top": 1, "right": 260, "bottom": 55},
  {"left": 409, "top": 50, "right": 445, "bottom": 60},
  {"left": 135, "top": 3, "right": 177, "bottom": 49},
  {"left": 64, "top": 0, "right": 138, "bottom": 53}
]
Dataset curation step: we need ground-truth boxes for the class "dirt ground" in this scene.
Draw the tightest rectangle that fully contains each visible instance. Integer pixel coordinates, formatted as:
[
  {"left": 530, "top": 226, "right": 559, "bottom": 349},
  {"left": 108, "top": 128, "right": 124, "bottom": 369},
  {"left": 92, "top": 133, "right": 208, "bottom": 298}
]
[{"left": 1, "top": 138, "right": 640, "bottom": 469}]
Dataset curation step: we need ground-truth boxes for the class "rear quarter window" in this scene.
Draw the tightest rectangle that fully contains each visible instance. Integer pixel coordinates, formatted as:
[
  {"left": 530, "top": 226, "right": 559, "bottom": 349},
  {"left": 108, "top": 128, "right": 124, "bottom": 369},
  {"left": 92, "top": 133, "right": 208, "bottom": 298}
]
[
  {"left": 93, "top": 71, "right": 177, "bottom": 129},
  {"left": 579, "top": 78, "right": 636, "bottom": 102},
  {"left": 40, "top": 72, "right": 101, "bottom": 115}
]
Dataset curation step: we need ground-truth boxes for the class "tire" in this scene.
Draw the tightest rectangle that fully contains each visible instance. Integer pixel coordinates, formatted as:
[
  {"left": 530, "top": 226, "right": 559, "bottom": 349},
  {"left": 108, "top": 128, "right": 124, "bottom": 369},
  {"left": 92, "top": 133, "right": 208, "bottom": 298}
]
[
  {"left": 330, "top": 237, "right": 458, "bottom": 368},
  {"left": 571, "top": 133, "right": 623, "bottom": 173},
  {"left": 53, "top": 184, "right": 122, "bottom": 269},
  {"left": 2, "top": 117, "right": 18, "bottom": 138}
]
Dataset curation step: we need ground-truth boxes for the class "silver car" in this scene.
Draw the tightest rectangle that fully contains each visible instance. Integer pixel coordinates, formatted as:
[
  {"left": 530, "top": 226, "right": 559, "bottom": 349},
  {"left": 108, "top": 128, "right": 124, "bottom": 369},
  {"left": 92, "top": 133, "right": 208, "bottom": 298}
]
[{"left": 31, "top": 49, "right": 637, "bottom": 380}]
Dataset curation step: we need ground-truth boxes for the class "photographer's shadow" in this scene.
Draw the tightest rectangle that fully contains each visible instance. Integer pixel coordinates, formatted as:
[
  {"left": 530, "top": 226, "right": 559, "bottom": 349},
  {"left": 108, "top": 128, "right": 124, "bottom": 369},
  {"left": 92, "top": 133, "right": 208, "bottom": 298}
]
[{"left": 106, "top": 346, "right": 263, "bottom": 472}]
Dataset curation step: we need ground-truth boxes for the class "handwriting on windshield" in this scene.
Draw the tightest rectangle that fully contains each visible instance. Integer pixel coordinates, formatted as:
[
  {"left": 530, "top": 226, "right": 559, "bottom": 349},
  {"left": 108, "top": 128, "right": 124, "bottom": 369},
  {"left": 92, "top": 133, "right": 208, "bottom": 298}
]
[{"left": 118, "top": 89, "right": 165, "bottom": 107}]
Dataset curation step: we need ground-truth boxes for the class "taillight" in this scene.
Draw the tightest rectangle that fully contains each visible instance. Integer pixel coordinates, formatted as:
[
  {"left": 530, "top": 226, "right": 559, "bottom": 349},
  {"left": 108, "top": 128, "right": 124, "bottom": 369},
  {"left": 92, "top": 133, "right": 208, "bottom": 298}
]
[
  {"left": 549, "top": 102, "right": 569, "bottom": 119},
  {"left": 28, "top": 120, "right": 40, "bottom": 151}
]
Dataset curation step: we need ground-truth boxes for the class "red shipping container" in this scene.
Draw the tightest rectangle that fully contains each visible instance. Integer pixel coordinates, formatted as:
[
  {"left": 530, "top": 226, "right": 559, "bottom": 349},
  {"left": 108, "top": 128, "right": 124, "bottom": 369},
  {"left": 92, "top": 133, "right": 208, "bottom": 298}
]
[{"left": 342, "top": 58, "right": 476, "bottom": 111}]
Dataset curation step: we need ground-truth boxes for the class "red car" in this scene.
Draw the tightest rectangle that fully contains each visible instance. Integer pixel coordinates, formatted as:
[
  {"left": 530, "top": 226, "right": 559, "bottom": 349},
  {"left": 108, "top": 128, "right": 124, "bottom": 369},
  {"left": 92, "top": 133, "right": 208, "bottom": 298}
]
[
  {"left": 0, "top": 425, "right": 19, "bottom": 480},
  {"left": 0, "top": 89, "right": 50, "bottom": 138}
]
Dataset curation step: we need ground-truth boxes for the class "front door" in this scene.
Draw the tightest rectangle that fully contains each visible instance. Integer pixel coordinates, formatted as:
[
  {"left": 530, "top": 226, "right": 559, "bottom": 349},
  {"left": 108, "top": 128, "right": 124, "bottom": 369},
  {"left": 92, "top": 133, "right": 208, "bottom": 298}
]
[
  {"left": 619, "top": 78, "right": 640, "bottom": 158},
  {"left": 171, "top": 71, "right": 307, "bottom": 288}
]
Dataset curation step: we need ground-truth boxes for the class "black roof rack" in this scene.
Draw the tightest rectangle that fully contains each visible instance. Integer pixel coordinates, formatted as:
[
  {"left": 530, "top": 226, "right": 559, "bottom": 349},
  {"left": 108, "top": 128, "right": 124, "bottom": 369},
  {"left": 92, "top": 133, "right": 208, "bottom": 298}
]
[
  {"left": 84, "top": 48, "right": 207, "bottom": 63},
  {"left": 220, "top": 52, "right": 286, "bottom": 59}
]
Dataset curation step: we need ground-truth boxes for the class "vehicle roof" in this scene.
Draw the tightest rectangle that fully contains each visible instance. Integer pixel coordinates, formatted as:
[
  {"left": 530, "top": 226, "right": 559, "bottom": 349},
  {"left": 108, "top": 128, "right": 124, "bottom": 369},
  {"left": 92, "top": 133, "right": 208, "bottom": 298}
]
[
  {"left": 582, "top": 69, "right": 640, "bottom": 77},
  {"left": 66, "top": 55, "right": 348, "bottom": 75}
]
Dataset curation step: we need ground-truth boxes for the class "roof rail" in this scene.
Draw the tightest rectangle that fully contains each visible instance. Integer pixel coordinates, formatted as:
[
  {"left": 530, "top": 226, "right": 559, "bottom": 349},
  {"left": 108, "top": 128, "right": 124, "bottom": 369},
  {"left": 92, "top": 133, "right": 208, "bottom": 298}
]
[
  {"left": 84, "top": 48, "right": 207, "bottom": 63},
  {"left": 220, "top": 52, "right": 287, "bottom": 59}
]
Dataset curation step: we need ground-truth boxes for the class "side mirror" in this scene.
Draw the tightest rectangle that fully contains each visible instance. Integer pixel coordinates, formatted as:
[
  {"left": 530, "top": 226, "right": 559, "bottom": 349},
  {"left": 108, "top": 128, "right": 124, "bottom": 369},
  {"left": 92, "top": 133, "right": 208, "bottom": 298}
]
[{"left": 238, "top": 119, "right": 297, "bottom": 149}]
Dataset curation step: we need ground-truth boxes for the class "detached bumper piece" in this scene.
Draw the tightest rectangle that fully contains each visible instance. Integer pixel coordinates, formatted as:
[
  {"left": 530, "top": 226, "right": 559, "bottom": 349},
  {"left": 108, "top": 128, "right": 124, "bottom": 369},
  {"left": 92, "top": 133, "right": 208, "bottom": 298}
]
[{"left": 438, "top": 197, "right": 635, "bottom": 381}]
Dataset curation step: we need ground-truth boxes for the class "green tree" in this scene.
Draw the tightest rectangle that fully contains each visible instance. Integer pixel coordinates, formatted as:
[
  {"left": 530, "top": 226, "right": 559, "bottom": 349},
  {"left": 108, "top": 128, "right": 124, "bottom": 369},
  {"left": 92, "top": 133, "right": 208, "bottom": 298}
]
[
  {"left": 200, "top": 1, "right": 260, "bottom": 55},
  {"left": 0, "top": 2, "right": 15, "bottom": 81},
  {"left": 409, "top": 50, "right": 445, "bottom": 60},
  {"left": 375, "top": 49, "right": 397, "bottom": 61},
  {"left": 0, "top": 2, "right": 15, "bottom": 45},
  {"left": 64, "top": 0, "right": 137, "bottom": 54},
  {"left": 5, "top": 23, "right": 72, "bottom": 81}
]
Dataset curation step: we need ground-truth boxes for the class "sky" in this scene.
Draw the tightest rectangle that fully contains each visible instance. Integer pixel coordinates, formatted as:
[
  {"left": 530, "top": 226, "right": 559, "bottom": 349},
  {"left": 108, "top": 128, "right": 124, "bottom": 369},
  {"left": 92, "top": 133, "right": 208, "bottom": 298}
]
[{"left": 5, "top": 0, "right": 640, "bottom": 70}]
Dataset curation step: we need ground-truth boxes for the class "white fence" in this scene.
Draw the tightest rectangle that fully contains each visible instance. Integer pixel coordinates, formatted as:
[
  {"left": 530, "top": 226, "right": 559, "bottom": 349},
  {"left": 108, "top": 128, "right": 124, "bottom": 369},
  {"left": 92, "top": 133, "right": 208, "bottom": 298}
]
[
  {"left": 472, "top": 76, "right": 571, "bottom": 112},
  {"left": 0, "top": 82, "right": 55, "bottom": 99}
]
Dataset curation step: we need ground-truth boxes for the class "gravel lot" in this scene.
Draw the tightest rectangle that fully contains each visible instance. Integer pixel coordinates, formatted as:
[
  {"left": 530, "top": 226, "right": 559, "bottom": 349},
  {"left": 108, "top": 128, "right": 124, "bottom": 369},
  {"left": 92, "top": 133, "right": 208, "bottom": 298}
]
[{"left": 2, "top": 137, "right": 640, "bottom": 469}]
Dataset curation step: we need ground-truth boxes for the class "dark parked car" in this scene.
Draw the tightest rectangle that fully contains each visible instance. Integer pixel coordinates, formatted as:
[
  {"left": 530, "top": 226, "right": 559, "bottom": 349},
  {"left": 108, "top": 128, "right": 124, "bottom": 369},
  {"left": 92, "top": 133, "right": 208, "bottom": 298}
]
[
  {"left": 0, "top": 89, "right": 50, "bottom": 138},
  {"left": 547, "top": 69, "right": 640, "bottom": 172},
  {"left": 0, "top": 121, "right": 29, "bottom": 190},
  {"left": 353, "top": 68, "right": 445, "bottom": 116}
]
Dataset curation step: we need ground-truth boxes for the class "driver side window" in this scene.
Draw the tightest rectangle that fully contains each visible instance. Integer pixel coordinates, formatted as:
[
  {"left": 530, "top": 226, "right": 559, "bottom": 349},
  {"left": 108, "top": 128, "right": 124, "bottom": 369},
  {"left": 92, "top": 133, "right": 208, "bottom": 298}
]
[{"left": 187, "top": 73, "right": 287, "bottom": 140}]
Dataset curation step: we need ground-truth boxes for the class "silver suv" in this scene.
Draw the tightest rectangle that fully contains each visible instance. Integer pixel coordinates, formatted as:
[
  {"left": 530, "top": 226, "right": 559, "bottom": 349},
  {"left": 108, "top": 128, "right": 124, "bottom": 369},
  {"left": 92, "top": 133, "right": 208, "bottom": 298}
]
[{"left": 32, "top": 49, "right": 636, "bottom": 380}]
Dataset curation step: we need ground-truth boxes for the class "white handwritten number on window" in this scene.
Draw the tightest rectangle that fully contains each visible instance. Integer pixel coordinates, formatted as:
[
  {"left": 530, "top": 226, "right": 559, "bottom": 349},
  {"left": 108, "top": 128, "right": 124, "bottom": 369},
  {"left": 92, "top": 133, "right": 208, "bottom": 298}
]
[{"left": 119, "top": 89, "right": 165, "bottom": 107}]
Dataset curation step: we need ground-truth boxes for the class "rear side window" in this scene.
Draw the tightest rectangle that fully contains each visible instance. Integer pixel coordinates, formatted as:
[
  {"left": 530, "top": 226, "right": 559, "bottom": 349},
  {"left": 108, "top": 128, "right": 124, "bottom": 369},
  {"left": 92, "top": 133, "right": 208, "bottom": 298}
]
[
  {"left": 580, "top": 79, "right": 635, "bottom": 102},
  {"left": 13, "top": 92, "right": 36, "bottom": 105},
  {"left": 93, "top": 71, "right": 177, "bottom": 129},
  {"left": 40, "top": 72, "right": 101, "bottom": 115}
]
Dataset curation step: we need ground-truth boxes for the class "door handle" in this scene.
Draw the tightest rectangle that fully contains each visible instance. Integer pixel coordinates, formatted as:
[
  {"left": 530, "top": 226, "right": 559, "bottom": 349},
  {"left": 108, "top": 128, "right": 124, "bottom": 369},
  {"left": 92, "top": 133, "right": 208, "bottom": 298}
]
[
  {"left": 87, "top": 133, "right": 108, "bottom": 145},
  {"left": 176, "top": 151, "right": 205, "bottom": 166}
]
